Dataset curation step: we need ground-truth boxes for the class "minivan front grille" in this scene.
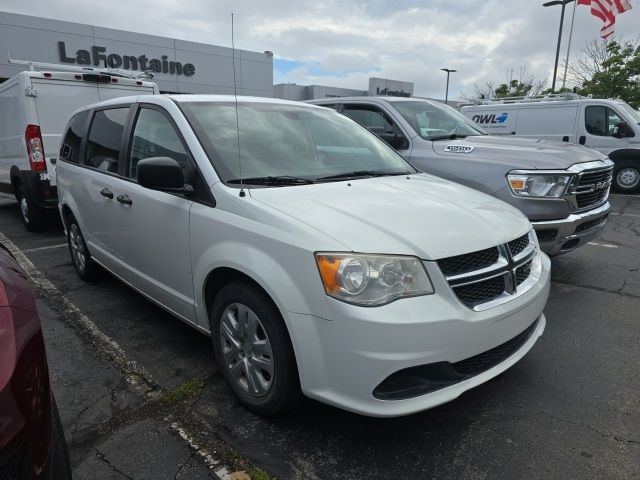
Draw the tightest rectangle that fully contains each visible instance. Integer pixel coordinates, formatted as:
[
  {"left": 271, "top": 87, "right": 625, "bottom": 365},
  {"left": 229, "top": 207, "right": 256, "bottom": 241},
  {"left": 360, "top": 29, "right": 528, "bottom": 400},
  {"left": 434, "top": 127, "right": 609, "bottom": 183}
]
[{"left": 437, "top": 232, "right": 537, "bottom": 310}]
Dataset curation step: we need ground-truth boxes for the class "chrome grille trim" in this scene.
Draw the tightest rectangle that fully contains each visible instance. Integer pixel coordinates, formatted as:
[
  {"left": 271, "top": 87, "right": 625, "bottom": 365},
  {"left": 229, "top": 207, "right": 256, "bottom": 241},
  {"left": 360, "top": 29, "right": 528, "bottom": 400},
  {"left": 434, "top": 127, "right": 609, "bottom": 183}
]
[
  {"left": 437, "top": 230, "right": 541, "bottom": 311},
  {"left": 565, "top": 160, "right": 614, "bottom": 213}
]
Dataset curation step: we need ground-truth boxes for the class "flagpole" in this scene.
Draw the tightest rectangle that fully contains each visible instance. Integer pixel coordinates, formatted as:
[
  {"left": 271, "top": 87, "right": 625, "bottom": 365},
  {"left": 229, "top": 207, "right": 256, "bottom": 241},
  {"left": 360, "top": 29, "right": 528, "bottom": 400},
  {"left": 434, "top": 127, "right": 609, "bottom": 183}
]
[{"left": 562, "top": 0, "right": 577, "bottom": 89}]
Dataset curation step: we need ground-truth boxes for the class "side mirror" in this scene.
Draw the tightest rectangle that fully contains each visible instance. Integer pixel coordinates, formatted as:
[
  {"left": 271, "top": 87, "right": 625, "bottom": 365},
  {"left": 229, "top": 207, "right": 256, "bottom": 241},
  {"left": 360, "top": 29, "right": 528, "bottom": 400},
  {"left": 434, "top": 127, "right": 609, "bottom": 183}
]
[
  {"left": 137, "top": 157, "right": 189, "bottom": 192},
  {"left": 612, "top": 122, "right": 633, "bottom": 138},
  {"left": 378, "top": 132, "right": 408, "bottom": 150}
]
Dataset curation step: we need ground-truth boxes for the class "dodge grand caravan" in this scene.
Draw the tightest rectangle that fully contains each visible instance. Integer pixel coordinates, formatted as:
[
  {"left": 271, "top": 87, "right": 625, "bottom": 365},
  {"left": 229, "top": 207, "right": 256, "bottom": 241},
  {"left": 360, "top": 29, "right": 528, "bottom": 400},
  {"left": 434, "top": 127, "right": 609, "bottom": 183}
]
[{"left": 56, "top": 95, "right": 550, "bottom": 417}]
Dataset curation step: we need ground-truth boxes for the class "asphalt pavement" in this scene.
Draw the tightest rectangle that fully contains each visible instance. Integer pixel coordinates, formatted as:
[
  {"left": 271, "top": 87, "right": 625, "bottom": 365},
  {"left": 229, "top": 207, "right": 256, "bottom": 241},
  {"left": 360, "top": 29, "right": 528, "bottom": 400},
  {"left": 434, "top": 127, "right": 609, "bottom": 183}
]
[{"left": 0, "top": 194, "right": 638, "bottom": 480}]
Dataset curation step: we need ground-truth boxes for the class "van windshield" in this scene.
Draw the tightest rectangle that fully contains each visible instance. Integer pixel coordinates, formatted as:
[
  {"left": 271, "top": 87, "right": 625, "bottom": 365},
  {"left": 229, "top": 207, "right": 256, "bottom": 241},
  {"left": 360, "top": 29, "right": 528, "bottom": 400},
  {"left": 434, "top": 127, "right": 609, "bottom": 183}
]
[
  {"left": 392, "top": 100, "right": 486, "bottom": 140},
  {"left": 617, "top": 102, "right": 640, "bottom": 124},
  {"left": 179, "top": 102, "right": 416, "bottom": 185}
]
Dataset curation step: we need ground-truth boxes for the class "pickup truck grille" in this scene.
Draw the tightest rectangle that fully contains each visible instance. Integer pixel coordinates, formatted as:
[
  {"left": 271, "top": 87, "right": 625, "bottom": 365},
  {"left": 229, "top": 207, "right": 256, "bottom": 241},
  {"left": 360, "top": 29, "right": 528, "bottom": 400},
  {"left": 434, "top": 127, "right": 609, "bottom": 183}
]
[
  {"left": 437, "top": 232, "right": 538, "bottom": 310},
  {"left": 571, "top": 166, "right": 613, "bottom": 211}
]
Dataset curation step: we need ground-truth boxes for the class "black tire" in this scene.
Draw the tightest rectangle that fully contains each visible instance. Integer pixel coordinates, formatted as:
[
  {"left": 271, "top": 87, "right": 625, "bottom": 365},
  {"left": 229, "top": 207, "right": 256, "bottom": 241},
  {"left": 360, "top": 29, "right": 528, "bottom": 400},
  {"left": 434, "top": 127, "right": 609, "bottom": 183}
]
[
  {"left": 210, "top": 282, "right": 302, "bottom": 416},
  {"left": 15, "top": 184, "right": 46, "bottom": 232},
  {"left": 612, "top": 158, "right": 640, "bottom": 193},
  {"left": 51, "top": 398, "right": 73, "bottom": 480},
  {"left": 67, "top": 214, "right": 101, "bottom": 281}
]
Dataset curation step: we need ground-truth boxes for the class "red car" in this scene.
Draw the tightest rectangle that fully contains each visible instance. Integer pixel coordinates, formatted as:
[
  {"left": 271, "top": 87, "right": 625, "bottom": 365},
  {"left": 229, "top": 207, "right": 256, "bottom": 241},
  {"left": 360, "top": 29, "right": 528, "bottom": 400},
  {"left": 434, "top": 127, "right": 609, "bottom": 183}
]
[{"left": 0, "top": 242, "right": 71, "bottom": 479}]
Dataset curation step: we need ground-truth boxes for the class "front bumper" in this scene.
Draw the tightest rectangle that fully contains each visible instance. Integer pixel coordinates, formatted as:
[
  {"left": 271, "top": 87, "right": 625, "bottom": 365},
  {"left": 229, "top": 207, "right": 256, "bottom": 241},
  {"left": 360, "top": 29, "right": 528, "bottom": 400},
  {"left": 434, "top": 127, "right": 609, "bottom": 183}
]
[
  {"left": 532, "top": 201, "right": 610, "bottom": 256},
  {"left": 286, "top": 253, "right": 551, "bottom": 417}
]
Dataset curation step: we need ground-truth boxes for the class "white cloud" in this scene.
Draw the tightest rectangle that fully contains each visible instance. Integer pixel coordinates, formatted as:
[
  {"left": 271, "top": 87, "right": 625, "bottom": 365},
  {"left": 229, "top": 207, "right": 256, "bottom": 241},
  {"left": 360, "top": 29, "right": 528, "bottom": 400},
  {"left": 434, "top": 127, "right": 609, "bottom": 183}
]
[{"left": 1, "top": 0, "right": 638, "bottom": 99}]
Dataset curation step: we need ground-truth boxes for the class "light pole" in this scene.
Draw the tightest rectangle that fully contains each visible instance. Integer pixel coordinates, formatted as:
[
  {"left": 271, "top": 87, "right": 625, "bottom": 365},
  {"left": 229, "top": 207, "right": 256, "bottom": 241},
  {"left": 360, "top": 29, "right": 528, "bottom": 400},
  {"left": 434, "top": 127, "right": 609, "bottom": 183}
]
[
  {"left": 441, "top": 68, "right": 456, "bottom": 104},
  {"left": 543, "top": 0, "right": 576, "bottom": 93}
]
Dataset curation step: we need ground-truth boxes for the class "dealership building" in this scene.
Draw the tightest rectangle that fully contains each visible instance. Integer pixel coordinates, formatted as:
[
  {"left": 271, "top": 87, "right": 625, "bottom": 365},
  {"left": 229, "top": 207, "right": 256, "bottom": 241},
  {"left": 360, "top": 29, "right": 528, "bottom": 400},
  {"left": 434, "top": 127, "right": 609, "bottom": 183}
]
[
  {"left": 1, "top": 11, "right": 445, "bottom": 103},
  {"left": 0, "top": 11, "right": 274, "bottom": 96}
]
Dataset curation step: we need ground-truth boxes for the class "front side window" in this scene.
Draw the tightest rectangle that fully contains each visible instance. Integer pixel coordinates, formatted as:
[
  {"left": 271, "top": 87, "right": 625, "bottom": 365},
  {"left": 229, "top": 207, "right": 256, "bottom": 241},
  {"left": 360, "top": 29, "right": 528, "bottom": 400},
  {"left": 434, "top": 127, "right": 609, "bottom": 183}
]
[
  {"left": 585, "top": 106, "right": 624, "bottom": 136},
  {"left": 392, "top": 100, "right": 484, "bottom": 140},
  {"left": 85, "top": 108, "right": 129, "bottom": 173},
  {"left": 127, "top": 108, "right": 189, "bottom": 179},
  {"left": 179, "top": 102, "right": 415, "bottom": 185},
  {"left": 59, "top": 110, "right": 90, "bottom": 164},
  {"left": 342, "top": 105, "right": 408, "bottom": 149}
]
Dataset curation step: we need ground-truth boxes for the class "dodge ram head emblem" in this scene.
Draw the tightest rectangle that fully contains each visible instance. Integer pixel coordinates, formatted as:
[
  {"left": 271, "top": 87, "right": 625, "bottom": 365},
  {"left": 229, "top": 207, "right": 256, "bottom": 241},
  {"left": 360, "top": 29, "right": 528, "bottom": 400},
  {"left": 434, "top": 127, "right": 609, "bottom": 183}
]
[{"left": 444, "top": 145, "right": 475, "bottom": 153}]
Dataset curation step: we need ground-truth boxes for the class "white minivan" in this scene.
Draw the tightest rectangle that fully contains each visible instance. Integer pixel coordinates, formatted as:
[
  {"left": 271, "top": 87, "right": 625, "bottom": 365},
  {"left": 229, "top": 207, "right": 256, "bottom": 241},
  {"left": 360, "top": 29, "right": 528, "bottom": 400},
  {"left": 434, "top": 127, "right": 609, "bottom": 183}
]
[
  {"left": 461, "top": 95, "right": 640, "bottom": 192},
  {"left": 57, "top": 95, "right": 551, "bottom": 417},
  {"left": 0, "top": 62, "right": 158, "bottom": 231}
]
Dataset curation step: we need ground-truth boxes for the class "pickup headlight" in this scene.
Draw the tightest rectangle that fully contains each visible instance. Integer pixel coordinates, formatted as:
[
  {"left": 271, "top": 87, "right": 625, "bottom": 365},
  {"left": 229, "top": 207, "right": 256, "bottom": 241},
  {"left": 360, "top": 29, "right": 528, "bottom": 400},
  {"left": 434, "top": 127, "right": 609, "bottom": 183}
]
[
  {"left": 315, "top": 253, "right": 434, "bottom": 306},
  {"left": 507, "top": 172, "right": 572, "bottom": 198}
]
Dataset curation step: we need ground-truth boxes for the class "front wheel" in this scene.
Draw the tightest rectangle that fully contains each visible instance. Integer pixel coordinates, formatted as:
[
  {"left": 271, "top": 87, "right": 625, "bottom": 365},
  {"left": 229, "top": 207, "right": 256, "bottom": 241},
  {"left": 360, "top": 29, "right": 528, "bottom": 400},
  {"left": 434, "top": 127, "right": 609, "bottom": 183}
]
[
  {"left": 210, "top": 282, "right": 302, "bottom": 416},
  {"left": 612, "top": 159, "right": 640, "bottom": 193}
]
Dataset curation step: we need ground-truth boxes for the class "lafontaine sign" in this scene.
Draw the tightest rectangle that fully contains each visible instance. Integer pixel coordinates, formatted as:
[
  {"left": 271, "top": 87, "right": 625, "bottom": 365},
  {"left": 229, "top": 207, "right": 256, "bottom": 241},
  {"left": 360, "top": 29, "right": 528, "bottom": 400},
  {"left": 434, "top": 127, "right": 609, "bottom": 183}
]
[{"left": 58, "top": 41, "right": 196, "bottom": 76}]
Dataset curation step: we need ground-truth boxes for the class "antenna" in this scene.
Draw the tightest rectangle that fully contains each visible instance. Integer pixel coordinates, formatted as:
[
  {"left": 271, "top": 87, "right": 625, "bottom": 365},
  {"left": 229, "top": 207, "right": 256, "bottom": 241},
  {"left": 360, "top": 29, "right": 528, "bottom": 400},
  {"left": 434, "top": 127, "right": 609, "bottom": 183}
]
[{"left": 231, "top": 12, "right": 245, "bottom": 198}]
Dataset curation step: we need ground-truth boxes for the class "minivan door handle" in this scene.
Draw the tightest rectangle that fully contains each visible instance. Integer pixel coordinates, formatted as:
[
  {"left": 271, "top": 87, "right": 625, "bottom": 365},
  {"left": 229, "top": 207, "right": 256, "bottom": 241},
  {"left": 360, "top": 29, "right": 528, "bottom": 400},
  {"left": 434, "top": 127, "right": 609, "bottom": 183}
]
[
  {"left": 579, "top": 135, "right": 586, "bottom": 145},
  {"left": 116, "top": 194, "right": 133, "bottom": 206},
  {"left": 99, "top": 187, "right": 114, "bottom": 199}
]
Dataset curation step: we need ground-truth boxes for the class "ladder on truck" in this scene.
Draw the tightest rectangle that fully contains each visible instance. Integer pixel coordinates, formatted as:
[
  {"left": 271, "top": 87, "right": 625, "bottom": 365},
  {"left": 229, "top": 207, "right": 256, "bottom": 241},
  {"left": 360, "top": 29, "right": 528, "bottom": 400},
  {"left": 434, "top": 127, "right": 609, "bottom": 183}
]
[
  {"left": 465, "top": 93, "right": 585, "bottom": 106},
  {"left": 7, "top": 55, "right": 154, "bottom": 80}
]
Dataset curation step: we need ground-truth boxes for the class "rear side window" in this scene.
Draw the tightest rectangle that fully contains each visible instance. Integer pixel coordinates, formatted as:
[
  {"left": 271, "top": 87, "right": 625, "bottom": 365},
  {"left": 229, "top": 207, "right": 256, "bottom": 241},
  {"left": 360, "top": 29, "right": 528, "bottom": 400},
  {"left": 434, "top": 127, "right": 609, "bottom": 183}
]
[
  {"left": 59, "top": 110, "right": 90, "bottom": 164},
  {"left": 85, "top": 108, "right": 129, "bottom": 173}
]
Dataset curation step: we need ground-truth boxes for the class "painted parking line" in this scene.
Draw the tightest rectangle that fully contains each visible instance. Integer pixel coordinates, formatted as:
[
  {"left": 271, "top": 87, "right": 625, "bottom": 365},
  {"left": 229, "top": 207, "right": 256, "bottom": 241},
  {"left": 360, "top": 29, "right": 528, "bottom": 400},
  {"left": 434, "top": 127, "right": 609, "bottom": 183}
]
[
  {"left": 0, "top": 231, "right": 230, "bottom": 478},
  {"left": 587, "top": 242, "right": 619, "bottom": 249},
  {"left": 22, "top": 243, "right": 67, "bottom": 253}
]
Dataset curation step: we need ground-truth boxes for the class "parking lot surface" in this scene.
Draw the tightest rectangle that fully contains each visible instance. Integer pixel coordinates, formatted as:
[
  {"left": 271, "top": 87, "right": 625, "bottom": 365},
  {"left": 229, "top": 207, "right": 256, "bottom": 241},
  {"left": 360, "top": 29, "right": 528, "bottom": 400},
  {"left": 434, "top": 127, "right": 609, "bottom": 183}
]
[{"left": 0, "top": 194, "right": 639, "bottom": 480}]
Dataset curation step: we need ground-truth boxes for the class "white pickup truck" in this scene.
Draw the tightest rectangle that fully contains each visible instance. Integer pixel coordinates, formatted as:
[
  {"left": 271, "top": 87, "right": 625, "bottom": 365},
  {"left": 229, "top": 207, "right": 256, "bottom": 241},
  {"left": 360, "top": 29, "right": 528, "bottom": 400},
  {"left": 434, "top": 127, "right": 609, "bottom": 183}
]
[{"left": 0, "top": 60, "right": 158, "bottom": 231}]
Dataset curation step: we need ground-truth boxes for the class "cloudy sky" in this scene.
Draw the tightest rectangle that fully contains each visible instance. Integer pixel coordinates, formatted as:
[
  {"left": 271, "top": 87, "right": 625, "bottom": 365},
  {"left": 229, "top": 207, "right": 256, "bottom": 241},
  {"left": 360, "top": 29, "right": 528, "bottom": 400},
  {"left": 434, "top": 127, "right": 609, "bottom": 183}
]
[{"left": 1, "top": 0, "right": 638, "bottom": 99}]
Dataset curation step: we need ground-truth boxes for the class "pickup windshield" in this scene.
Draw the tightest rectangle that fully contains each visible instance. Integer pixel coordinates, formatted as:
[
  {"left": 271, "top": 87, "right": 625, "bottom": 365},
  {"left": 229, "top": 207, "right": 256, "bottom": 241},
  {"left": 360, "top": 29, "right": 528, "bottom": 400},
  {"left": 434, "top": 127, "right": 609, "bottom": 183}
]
[
  {"left": 179, "top": 102, "right": 416, "bottom": 186},
  {"left": 392, "top": 100, "right": 486, "bottom": 140}
]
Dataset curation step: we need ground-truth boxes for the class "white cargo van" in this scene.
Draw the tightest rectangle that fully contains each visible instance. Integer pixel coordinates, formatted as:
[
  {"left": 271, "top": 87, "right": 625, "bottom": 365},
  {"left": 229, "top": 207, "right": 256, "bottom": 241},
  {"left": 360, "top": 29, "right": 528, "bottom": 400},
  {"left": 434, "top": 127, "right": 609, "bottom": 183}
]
[
  {"left": 0, "top": 60, "right": 159, "bottom": 230},
  {"left": 460, "top": 94, "right": 640, "bottom": 192}
]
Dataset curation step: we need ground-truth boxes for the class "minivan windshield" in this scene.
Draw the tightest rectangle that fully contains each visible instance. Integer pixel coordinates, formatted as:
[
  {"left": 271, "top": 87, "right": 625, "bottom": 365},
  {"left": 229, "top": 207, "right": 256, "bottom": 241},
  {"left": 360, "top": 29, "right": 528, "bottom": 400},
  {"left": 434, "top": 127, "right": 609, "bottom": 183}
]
[
  {"left": 180, "top": 102, "right": 416, "bottom": 185},
  {"left": 392, "top": 100, "right": 486, "bottom": 140},
  {"left": 617, "top": 102, "right": 640, "bottom": 124}
]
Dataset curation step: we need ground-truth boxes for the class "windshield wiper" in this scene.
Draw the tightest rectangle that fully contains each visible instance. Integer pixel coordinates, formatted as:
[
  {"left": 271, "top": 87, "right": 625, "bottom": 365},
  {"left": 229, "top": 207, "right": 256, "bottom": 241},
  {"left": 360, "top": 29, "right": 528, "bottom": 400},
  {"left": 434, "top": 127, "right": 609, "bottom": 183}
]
[
  {"left": 317, "top": 170, "right": 410, "bottom": 181},
  {"left": 428, "top": 133, "right": 469, "bottom": 141},
  {"left": 227, "top": 176, "right": 315, "bottom": 186}
]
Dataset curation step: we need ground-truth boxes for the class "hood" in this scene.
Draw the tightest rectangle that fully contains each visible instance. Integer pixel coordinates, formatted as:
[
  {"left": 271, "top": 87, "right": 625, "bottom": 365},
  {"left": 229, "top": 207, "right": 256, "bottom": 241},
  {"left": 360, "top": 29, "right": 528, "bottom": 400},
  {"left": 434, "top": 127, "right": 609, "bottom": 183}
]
[
  {"left": 431, "top": 135, "right": 607, "bottom": 170},
  {"left": 249, "top": 174, "right": 530, "bottom": 260}
]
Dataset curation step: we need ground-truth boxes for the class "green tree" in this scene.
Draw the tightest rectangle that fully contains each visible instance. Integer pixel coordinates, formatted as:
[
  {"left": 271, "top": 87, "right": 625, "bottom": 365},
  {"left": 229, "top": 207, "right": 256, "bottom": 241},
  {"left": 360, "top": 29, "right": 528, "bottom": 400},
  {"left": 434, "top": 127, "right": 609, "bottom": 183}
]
[
  {"left": 576, "top": 40, "right": 640, "bottom": 109},
  {"left": 462, "top": 67, "right": 547, "bottom": 101}
]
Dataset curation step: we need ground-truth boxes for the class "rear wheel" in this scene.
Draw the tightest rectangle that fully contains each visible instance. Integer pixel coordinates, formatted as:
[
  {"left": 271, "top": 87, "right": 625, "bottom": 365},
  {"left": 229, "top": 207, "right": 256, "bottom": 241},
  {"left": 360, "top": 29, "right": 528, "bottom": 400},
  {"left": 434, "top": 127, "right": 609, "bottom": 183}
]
[
  {"left": 67, "top": 215, "right": 100, "bottom": 281},
  {"left": 15, "top": 184, "right": 46, "bottom": 232},
  {"left": 210, "top": 282, "right": 302, "bottom": 416},
  {"left": 612, "top": 158, "right": 640, "bottom": 193}
]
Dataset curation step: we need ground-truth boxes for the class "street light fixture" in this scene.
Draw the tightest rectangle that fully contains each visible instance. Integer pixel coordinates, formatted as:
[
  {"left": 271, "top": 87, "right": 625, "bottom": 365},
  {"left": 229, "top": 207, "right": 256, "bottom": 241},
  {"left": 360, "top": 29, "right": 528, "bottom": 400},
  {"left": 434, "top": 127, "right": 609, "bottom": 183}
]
[
  {"left": 441, "top": 68, "right": 457, "bottom": 104},
  {"left": 543, "top": 0, "right": 576, "bottom": 93}
]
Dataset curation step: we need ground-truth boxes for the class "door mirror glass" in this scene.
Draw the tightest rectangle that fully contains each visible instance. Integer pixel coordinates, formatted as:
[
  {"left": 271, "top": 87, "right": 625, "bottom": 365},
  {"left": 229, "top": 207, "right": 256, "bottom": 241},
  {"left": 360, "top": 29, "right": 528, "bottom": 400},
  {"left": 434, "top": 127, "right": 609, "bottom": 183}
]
[
  {"left": 137, "top": 157, "right": 186, "bottom": 192},
  {"left": 612, "top": 121, "right": 632, "bottom": 138}
]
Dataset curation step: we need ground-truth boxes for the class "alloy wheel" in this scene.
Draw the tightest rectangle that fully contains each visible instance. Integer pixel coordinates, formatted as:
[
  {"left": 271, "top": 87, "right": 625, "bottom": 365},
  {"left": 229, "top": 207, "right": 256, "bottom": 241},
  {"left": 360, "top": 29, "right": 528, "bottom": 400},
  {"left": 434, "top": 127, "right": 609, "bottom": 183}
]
[
  {"left": 69, "top": 224, "right": 87, "bottom": 273},
  {"left": 219, "top": 303, "right": 274, "bottom": 397},
  {"left": 19, "top": 196, "right": 29, "bottom": 224}
]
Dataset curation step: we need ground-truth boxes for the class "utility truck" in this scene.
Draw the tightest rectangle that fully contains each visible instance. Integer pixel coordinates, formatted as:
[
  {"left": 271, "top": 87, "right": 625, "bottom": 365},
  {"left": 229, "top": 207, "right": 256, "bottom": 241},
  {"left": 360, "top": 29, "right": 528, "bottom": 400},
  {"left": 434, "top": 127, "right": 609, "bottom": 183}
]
[{"left": 0, "top": 58, "right": 159, "bottom": 230}]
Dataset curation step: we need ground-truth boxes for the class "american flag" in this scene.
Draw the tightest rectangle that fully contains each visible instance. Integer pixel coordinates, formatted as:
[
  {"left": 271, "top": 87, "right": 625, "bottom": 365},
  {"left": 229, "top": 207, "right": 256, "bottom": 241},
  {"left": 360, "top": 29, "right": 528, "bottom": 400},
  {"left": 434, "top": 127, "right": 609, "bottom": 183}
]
[{"left": 578, "top": 0, "right": 633, "bottom": 39}]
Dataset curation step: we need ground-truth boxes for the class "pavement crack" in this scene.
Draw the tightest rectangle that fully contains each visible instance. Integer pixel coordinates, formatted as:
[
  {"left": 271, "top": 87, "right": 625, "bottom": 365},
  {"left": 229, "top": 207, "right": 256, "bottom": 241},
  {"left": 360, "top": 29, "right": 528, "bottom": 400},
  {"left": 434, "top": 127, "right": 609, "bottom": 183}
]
[
  {"left": 541, "top": 412, "right": 639, "bottom": 446},
  {"left": 93, "top": 447, "right": 135, "bottom": 480}
]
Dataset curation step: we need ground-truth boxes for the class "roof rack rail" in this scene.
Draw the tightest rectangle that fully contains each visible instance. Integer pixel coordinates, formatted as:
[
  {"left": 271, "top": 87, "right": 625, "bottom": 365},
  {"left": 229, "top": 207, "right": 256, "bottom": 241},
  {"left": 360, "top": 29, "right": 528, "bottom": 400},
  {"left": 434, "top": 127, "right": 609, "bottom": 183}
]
[
  {"left": 7, "top": 55, "right": 154, "bottom": 80},
  {"left": 466, "top": 92, "right": 582, "bottom": 105}
]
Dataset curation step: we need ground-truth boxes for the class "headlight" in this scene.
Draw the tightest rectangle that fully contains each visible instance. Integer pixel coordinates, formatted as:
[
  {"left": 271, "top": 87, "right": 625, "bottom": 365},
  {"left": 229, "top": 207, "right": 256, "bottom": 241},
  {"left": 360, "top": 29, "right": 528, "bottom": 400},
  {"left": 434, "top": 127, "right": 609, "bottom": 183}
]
[
  {"left": 315, "top": 253, "right": 434, "bottom": 306},
  {"left": 507, "top": 172, "right": 572, "bottom": 198}
]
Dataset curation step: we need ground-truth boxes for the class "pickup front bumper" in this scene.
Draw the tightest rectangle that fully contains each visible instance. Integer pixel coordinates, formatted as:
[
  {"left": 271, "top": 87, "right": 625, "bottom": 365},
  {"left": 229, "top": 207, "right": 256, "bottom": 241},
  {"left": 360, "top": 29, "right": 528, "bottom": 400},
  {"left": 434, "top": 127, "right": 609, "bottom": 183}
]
[{"left": 532, "top": 202, "right": 610, "bottom": 256}]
